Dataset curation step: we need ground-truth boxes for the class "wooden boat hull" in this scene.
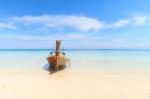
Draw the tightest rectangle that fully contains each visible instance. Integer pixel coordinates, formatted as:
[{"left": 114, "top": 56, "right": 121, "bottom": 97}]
[
  {"left": 47, "top": 55, "right": 68, "bottom": 70},
  {"left": 47, "top": 40, "right": 70, "bottom": 71}
]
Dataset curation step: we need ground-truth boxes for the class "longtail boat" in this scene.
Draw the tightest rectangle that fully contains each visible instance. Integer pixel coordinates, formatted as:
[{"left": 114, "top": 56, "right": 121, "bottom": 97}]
[{"left": 47, "top": 40, "right": 70, "bottom": 71}]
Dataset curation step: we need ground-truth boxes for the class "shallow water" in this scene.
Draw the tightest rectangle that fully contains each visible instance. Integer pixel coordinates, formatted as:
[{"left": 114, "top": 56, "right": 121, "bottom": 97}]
[{"left": 0, "top": 49, "right": 150, "bottom": 73}]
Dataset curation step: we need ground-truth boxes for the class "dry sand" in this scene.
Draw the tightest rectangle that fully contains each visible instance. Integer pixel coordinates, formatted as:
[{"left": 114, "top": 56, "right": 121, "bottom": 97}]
[{"left": 0, "top": 70, "right": 150, "bottom": 99}]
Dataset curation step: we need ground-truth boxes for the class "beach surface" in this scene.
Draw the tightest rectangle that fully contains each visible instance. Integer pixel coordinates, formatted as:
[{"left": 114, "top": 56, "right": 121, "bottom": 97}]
[
  {"left": 1, "top": 50, "right": 150, "bottom": 99},
  {"left": 1, "top": 70, "right": 150, "bottom": 99}
]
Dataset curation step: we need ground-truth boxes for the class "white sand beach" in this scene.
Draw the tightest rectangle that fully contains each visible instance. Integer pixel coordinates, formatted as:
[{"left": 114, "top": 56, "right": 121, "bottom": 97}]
[{"left": 1, "top": 70, "right": 150, "bottom": 99}]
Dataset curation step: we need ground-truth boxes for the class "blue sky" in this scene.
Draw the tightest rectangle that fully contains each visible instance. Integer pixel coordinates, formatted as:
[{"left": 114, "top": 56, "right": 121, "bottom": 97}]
[{"left": 0, "top": 0, "right": 150, "bottom": 49}]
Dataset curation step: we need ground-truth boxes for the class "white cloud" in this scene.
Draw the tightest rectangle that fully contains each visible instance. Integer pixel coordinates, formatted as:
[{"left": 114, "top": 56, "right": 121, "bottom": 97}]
[
  {"left": 0, "top": 33, "right": 98, "bottom": 41},
  {"left": 132, "top": 16, "right": 147, "bottom": 25},
  {"left": 112, "top": 38, "right": 124, "bottom": 43},
  {"left": 0, "top": 33, "right": 81, "bottom": 41},
  {"left": 111, "top": 19, "right": 130, "bottom": 28},
  {"left": 0, "top": 14, "right": 147, "bottom": 33},
  {"left": 0, "top": 34, "right": 53, "bottom": 41},
  {"left": 65, "top": 34, "right": 83, "bottom": 39},
  {"left": 0, "top": 22, "right": 15, "bottom": 29},
  {"left": 13, "top": 15, "right": 103, "bottom": 32},
  {"left": 105, "top": 16, "right": 147, "bottom": 29}
]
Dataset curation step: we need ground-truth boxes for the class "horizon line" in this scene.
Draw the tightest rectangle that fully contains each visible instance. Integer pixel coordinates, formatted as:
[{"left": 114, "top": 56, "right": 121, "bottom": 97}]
[{"left": 0, "top": 48, "right": 150, "bottom": 50}]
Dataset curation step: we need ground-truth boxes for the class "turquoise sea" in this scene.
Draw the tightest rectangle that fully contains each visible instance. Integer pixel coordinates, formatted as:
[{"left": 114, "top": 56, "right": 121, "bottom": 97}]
[{"left": 0, "top": 49, "right": 150, "bottom": 73}]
